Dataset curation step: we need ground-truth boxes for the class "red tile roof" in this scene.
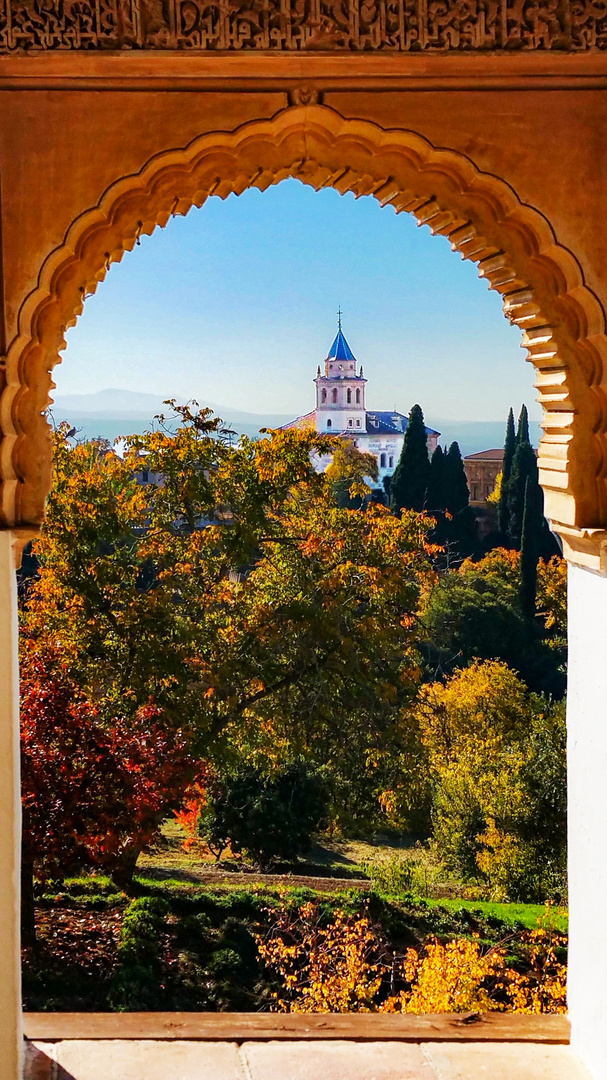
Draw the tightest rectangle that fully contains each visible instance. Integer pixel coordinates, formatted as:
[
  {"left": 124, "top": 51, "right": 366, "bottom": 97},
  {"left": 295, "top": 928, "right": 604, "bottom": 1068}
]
[{"left": 464, "top": 449, "right": 504, "bottom": 461}]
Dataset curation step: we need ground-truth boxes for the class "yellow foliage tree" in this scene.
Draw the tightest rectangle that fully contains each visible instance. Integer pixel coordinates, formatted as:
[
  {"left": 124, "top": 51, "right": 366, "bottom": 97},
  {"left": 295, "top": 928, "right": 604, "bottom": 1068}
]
[
  {"left": 416, "top": 660, "right": 567, "bottom": 900},
  {"left": 486, "top": 471, "right": 502, "bottom": 506},
  {"left": 381, "top": 937, "right": 506, "bottom": 1014},
  {"left": 383, "top": 930, "right": 567, "bottom": 1014},
  {"left": 257, "top": 904, "right": 567, "bottom": 1014},
  {"left": 416, "top": 659, "right": 531, "bottom": 764},
  {"left": 324, "top": 438, "right": 380, "bottom": 507},
  {"left": 458, "top": 546, "right": 520, "bottom": 591},
  {"left": 255, "top": 902, "right": 384, "bottom": 1012},
  {"left": 537, "top": 555, "right": 567, "bottom": 638}
]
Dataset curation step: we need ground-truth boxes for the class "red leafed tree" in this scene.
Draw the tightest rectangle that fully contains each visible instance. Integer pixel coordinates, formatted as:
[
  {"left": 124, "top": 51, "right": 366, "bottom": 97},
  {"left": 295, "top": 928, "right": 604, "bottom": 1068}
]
[{"left": 20, "top": 641, "right": 197, "bottom": 941}]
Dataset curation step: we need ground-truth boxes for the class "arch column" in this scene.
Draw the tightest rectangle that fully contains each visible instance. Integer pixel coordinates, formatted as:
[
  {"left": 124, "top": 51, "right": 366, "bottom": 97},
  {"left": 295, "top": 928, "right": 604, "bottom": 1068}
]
[{"left": 0, "top": 531, "right": 22, "bottom": 1080}]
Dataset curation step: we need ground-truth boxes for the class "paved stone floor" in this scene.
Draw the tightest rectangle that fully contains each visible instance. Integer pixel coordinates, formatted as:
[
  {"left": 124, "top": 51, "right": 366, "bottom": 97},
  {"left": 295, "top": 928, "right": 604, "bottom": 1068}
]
[{"left": 25, "top": 1039, "right": 593, "bottom": 1080}]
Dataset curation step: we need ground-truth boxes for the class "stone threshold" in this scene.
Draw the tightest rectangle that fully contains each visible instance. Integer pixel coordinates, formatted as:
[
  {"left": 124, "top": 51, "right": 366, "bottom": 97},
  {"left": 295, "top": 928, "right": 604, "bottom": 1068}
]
[{"left": 24, "top": 1037, "right": 590, "bottom": 1080}]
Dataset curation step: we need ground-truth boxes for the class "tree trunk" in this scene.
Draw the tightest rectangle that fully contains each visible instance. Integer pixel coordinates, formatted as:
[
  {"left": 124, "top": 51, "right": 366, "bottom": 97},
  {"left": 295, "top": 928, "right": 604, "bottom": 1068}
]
[{"left": 110, "top": 842, "right": 142, "bottom": 890}]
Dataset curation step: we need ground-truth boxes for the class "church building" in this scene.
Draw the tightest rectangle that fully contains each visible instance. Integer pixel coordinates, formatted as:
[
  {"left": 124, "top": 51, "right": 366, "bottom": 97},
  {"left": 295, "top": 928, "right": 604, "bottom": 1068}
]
[{"left": 282, "top": 319, "right": 440, "bottom": 487}]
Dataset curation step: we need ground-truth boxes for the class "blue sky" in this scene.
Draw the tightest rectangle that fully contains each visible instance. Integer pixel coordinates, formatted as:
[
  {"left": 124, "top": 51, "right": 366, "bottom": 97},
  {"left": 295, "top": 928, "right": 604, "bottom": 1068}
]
[{"left": 58, "top": 179, "right": 539, "bottom": 423}]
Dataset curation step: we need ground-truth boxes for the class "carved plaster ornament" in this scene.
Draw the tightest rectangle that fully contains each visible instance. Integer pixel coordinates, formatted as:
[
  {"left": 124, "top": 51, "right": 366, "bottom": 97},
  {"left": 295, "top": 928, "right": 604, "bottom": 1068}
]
[
  {"left": 288, "top": 85, "right": 322, "bottom": 106},
  {"left": 1, "top": 0, "right": 606, "bottom": 52}
]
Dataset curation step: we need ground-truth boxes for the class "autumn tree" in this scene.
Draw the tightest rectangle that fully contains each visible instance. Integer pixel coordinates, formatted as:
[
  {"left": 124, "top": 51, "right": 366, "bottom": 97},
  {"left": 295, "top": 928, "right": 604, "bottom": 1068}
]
[
  {"left": 537, "top": 555, "right": 567, "bottom": 647},
  {"left": 23, "top": 412, "right": 336, "bottom": 740},
  {"left": 23, "top": 408, "right": 435, "bottom": 857},
  {"left": 325, "top": 439, "right": 379, "bottom": 508},
  {"left": 215, "top": 487, "right": 436, "bottom": 832},
  {"left": 416, "top": 660, "right": 567, "bottom": 901}
]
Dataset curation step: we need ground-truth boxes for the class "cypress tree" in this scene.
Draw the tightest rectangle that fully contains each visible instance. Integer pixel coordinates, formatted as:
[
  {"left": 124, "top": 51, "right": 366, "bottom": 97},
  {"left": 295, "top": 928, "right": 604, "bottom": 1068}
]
[
  {"left": 498, "top": 408, "right": 516, "bottom": 537},
  {"left": 390, "top": 404, "right": 430, "bottom": 513},
  {"left": 507, "top": 439, "right": 538, "bottom": 548},
  {"left": 426, "top": 445, "right": 446, "bottom": 513},
  {"left": 516, "top": 403, "right": 530, "bottom": 446},
  {"left": 519, "top": 475, "right": 541, "bottom": 621},
  {"left": 438, "top": 442, "right": 475, "bottom": 561},
  {"left": 443, "top": 441, "right": 470, "bottom": 516}
]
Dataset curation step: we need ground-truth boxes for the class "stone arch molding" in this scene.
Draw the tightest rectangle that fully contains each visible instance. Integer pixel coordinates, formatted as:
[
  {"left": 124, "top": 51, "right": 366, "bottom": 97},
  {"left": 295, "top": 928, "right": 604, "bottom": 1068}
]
[{"left": 4, "top": 103, "right": 607, "bottom": 567}]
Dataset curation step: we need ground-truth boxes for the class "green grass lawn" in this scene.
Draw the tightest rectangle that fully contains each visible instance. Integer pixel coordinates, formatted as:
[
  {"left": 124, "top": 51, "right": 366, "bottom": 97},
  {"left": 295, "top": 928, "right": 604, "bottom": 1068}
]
[{"left": 424, "top": 897, "right": 568, "bottom": 933}]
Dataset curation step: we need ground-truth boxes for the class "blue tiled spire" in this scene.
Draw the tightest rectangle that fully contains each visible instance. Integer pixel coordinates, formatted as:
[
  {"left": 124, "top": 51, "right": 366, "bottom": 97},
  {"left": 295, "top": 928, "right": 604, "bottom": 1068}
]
[{"left": 326, "top": 324, "right": 357, "bottom": 362}]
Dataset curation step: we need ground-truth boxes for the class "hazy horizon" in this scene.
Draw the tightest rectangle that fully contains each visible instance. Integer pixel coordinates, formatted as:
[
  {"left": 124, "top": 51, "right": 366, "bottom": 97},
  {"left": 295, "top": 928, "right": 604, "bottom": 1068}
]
[{"left": 49, "top": 387, "right": 541, "bottom": 458}]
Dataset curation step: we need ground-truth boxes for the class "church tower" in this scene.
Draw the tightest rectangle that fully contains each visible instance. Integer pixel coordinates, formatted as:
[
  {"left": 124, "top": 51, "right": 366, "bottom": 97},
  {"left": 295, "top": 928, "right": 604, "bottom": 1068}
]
[{"left": 314, "top": 313, "right": 367, "bottom": 435}]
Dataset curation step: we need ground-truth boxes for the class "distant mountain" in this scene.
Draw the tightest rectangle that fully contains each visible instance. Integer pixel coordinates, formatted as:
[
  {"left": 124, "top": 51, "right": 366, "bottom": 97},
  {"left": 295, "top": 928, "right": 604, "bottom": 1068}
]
[
  {"left": 52, "top": 389, "right": 168, "bottom": 417},
  {"left": 50, "top": 389, "right": 293, "bottom": 442}
]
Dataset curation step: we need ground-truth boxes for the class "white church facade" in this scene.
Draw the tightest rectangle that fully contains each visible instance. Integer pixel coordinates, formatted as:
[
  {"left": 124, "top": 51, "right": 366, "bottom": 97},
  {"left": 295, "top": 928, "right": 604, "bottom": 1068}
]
[{"left": 281, "top": 321, "right": 439, "bottom": 487}]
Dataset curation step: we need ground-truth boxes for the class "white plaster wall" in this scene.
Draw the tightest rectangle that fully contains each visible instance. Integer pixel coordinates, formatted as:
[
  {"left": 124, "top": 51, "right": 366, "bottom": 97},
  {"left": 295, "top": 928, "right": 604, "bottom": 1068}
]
[
  {"left": 567, "top": 562, "right": 607, "bottom": 1080},
  {"left": 315, "top": 411, "right": 339, "bottom": 431}
]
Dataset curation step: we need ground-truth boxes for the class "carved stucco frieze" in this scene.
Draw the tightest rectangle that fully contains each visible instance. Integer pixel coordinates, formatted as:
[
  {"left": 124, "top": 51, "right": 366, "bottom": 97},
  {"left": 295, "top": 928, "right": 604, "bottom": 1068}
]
[{"left": 1, "top": 0, "right": 607, "bottom": 52}]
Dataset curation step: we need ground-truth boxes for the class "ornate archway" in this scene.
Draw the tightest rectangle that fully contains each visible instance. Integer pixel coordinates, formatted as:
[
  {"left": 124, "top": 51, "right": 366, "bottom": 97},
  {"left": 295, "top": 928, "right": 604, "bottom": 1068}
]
[{"left": 3, "top": 103, "right": 607, "bottom": 567}]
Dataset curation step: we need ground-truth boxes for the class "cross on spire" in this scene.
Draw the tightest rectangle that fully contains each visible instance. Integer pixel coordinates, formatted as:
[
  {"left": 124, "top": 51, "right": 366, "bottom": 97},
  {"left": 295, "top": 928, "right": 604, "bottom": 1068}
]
[{"left": 337, "top": 306, "right": 342, "bottom": 331}]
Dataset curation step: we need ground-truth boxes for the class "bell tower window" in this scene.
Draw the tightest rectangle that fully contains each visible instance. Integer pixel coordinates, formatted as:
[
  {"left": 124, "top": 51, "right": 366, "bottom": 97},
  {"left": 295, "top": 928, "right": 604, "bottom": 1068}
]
[
  {"left": 321, "top": 389, "right": 327, "bottom": 403},
  {"left": 347, "top": 389, "right": 352, "bottom": 403},
  {"left": 332, "top": 388, "right": 338, "bottom": 404},
  {"left": 356, "top": 389, "right": 361, "bottom": 404}
]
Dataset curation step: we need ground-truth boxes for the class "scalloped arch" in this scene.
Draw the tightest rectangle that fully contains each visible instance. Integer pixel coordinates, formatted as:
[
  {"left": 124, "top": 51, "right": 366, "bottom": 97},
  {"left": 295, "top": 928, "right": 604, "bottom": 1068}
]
[{"left": 3, "top": 103, "right": 607, "bottom": 557}]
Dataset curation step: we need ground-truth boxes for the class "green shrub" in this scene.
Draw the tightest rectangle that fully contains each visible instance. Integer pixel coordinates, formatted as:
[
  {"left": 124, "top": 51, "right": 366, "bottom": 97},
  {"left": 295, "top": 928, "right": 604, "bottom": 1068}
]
[
  {"left": 109, "top": 897, "right": 169, "bottom": 1010},
  {"left": 207, "top": 948, "right": 243, "bottom": 977},
  {"left": 200, "top": 764, "right": 328, "bottom": 870}
]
